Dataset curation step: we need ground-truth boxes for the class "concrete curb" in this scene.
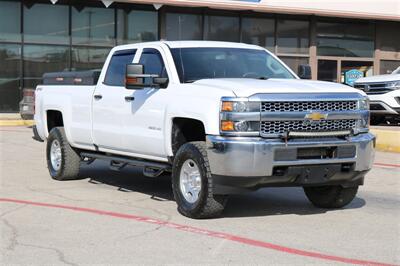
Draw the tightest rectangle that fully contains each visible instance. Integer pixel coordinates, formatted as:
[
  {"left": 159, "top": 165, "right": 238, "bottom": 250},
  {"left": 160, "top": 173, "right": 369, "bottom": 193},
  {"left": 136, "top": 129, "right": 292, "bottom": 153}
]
[
  {"left": 370, "top": 129, "right": 400, "bottom": 153},
  {"left": 0, "top": 120, "right": 35, "bottom": 126},
  {"left": 0, "top": 120, "right": 398, "bottom": 152}
]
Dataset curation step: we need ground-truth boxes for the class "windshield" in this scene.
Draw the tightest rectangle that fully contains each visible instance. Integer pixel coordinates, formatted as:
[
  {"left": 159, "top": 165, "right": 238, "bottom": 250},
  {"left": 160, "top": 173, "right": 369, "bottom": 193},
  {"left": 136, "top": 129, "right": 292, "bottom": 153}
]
[{"left": 171, "top": 48, "right": 296, "bottom": 83}]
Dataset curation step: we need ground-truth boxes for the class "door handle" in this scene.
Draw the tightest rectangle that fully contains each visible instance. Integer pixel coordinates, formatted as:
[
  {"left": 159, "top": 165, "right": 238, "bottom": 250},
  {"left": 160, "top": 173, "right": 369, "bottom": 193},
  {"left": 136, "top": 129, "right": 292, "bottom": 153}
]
[
  {"left": 125, "top": 96, "right": 135, "bottom": 102},
  {"left": 94, "top": 94, "right": 102, "bottom": 100}
]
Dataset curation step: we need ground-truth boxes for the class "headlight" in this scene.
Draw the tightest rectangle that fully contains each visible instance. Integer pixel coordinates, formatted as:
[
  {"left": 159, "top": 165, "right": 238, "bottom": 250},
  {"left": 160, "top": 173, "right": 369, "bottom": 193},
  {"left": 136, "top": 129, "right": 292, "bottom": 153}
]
[
  {"left": 355, "top": 97, "right": 370, "bottom": 134},
  {"left": 358, "top": 97, "right": 369, "bottom": 110},
  {"left": 386, "top": 80, "right": 400, "bottom": 89},
  {"left": 221, "top": 100, "right": 260, "bottom": 112},
  {"left": 220, "top": 98, "right": 260, "bottom": 135}
]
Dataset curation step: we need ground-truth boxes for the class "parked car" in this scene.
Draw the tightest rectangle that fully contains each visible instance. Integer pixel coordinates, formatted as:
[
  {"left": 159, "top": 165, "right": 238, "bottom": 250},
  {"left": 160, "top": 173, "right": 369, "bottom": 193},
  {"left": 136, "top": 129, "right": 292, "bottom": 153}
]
[
  {"left": 353, "top": 67, "right": 400, "bottom": 125},
  {"left": 34, "top": 41, "right": 374, "bottom": 218},
  {"left": 19, "top": 88, "right": 35, "bottom": 120}
]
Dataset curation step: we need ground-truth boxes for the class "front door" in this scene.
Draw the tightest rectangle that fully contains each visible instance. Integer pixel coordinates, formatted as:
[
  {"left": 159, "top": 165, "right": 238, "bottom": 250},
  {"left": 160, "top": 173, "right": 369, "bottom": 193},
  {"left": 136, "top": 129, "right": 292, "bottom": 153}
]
[
  {"left": 120, "top": 47, "right": 170, "bottom": 159},
  {"left": 92, "top": 49, "right": 137, "bottom": 151}
]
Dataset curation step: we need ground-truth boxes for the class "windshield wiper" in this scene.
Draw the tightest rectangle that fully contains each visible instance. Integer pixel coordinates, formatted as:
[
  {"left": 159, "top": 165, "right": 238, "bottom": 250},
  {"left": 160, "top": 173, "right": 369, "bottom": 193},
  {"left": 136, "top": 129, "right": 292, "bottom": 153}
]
[{"left": 257, "top": 76, "right": 269, "bottom": 80}]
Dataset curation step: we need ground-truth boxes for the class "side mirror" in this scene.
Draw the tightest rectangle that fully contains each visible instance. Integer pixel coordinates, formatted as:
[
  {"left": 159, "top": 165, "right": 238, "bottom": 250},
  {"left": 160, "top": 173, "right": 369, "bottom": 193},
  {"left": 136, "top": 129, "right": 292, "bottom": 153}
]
[
  {"left": 125, "top": 64, "right": 168, "bottom": 89},
  {"left": 153, "top": 77, "right": 169, "bottom": 89},
  {"left": 298, "top": 64, "right": 312, "bottom": 79}
]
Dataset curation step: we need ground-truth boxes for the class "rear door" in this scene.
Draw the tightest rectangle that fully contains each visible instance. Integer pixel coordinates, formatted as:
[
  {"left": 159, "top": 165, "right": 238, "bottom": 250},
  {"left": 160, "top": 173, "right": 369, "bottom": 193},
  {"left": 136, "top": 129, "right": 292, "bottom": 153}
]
[{"left": 92, "top": 49, "right": 137, "bottom": 151}]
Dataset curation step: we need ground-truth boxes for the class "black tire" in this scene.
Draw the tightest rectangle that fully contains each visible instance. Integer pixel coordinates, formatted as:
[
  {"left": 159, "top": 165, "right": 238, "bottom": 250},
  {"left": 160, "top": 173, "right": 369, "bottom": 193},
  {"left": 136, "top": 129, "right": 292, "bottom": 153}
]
[
  {"left": 172, "top": 141, "right": 227, "bottom": 219},
  {"left": 303, "top": 185, "right": 358, "bottom": 208},
  {"left": 46, "top": 127, "right": 81, "bottom": 181}
]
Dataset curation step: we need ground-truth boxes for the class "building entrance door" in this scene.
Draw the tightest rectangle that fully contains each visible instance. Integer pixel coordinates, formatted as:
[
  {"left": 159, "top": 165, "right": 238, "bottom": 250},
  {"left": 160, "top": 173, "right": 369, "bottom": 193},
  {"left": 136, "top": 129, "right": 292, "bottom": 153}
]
[{"left": 317, "top": 58, "right": 374, "bottom": 85}]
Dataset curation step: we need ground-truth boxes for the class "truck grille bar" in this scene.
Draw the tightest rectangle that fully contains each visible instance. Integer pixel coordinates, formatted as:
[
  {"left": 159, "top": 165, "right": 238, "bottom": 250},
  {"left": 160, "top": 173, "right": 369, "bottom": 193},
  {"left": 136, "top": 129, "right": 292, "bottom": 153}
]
[{"left": 257, "top": 96, "right": 361, "bottom": 138}]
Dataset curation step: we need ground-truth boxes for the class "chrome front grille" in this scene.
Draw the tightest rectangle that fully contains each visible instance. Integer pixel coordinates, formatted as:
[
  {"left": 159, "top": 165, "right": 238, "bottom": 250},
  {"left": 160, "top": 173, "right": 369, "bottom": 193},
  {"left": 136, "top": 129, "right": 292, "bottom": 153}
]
[
  {"left": 354, "top": 83, "right": 392, "bottom": 95},
  {"left": 261, "top": 100, "right": 357, "bottom": 112},
  {"left": 261, "top": 120, "right": 357, "bottom": 136}
]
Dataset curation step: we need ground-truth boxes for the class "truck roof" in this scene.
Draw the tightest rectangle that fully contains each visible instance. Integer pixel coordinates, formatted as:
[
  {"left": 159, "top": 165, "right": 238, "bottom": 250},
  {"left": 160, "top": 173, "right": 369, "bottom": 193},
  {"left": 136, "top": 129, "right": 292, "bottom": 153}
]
[{"left": 115, "top": 40, "right": 264, "bottom": 50}]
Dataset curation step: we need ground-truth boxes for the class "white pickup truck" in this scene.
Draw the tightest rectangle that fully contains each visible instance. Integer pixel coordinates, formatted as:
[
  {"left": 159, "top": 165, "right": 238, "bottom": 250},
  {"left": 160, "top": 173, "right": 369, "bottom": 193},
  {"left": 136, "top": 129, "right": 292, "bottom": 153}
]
[
  {"left": 35, "top": 41, "right": 375, "bottom": 218},
  {"left": 353, "top": 67, "right": 400, "bottom": 124}
]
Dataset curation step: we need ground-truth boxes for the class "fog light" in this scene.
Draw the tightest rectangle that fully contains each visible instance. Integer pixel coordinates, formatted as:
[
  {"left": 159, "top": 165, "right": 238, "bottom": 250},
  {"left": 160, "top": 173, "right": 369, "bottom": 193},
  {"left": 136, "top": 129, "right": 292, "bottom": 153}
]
[{"left": 234, "top": 121, "right": 249, "bottom": 131}]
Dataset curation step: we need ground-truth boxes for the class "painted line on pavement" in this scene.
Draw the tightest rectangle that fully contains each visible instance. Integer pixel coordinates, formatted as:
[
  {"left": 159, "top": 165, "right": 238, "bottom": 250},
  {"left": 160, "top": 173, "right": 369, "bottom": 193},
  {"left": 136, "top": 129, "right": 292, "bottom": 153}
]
[
  {"left": 0, "top": 198, "right": 396, "bottom": 266},
  {"left": 374, "top": 162, "right": 400, "bottom": 168}
]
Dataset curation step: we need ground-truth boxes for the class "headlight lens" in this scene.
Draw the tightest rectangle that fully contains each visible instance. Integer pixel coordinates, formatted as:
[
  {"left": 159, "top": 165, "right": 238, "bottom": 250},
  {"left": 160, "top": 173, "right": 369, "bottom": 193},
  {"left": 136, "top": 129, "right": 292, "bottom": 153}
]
[
  {"left": 387, "top": 80, "right": 400, "bottom": 89},
  {"left": 358, "top": 97, "right": 369, "bottom": 110},
  {"left": 221, "top": 100, "right": 260, "bottom": 112}
]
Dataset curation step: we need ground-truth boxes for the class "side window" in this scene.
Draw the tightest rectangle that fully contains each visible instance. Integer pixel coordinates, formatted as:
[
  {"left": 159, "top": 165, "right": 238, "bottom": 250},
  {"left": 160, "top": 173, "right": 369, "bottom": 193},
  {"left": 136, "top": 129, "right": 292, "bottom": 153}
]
[
  {"left": 139, "top": 48, "right": 168, "bottom": 84},
  {"left": 104, "top": 49, "right": 136, "bottom": 86}
]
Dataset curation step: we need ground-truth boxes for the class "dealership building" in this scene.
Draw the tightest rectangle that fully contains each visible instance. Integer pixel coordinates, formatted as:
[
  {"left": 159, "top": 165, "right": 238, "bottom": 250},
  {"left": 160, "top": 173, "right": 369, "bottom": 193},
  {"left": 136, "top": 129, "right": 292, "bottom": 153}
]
[{"left": 0, "top": 0, "right": 399, "bottom": 112}]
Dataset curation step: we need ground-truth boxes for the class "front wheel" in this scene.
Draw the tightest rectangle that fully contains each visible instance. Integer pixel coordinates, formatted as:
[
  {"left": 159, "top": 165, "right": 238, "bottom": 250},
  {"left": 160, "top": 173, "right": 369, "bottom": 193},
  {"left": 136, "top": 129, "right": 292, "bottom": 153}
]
[
  {"left": 172, "top": 141, "right": 227, "bottom": 219},
  {"left": 303, "top": 185, "right": 358, "bottom": 208}
]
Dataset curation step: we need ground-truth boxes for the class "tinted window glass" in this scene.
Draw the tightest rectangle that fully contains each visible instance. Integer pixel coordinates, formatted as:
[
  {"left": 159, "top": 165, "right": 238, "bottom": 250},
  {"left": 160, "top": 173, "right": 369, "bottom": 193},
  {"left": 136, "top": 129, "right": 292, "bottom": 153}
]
[
  {"left": 104, "top": 50, "right": 136, "bottom": 86},
  {"left": 117, "top": 10, "right": 158, "bottom": 44},
  {"left": 380, "top": 60, "right": 400, "bottom": 75},
  {"left": 0, "top": 44, "right": 21, "bottom": 112},
  {"left": 166, "top": 13, "right": 202, "bottom": 40},
  {"left": 317, "top": 21, "right": 374, "bottom": 57},
  {"left": 24, "top": 3, "right": 69, "bottom": 44},
  {"left": 72, "top": 6, "right": 115, "bottom": 46},
  {"left": 204, "top": 15, "right": 239, "bottom": 42},
  {"left": 280, "top": 57, "right": 309, "bottom": 75},
  {"left": 71, "top": 47, "right": 110, "bottom": 70},
  {"left": 0, "top": 1, "right": 21, "bottom": 42},
  {"left": 139, "top": 49, "right": 167, "bottom": 84},
  {"left": 23, "top": 45, "right": 69, "bottom": 88},
  {"left": 277, "top": 19, "right": 309, "bottom": 54},
  {"left": 171, "top": 48, "right": 295, "bottom": 83},
  {"left": 241, "top": 17, "right": 275, "bottom": 52},
  {"left": 378, "top": 22, "right": 400, "bottom": 53}
]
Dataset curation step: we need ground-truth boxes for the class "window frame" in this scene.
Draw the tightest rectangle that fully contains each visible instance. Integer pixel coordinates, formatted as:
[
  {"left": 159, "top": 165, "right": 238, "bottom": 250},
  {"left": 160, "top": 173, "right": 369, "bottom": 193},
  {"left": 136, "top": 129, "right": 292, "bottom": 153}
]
[{"left": 104, "top": 49, "right": 137, "bottom": 87}]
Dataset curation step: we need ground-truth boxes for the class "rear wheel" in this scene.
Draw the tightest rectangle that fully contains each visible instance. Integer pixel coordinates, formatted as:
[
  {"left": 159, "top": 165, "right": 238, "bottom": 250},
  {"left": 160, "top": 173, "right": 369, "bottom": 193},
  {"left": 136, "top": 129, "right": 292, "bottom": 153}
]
[
  {"left": 303, "top": 185, "right": 358, "bottom": 208},
  {"left": 46, "top": 127, "right": 81, "bottom": 180},
  {"left": 172, "top": 141, "right": 227, "bottom": 219}
]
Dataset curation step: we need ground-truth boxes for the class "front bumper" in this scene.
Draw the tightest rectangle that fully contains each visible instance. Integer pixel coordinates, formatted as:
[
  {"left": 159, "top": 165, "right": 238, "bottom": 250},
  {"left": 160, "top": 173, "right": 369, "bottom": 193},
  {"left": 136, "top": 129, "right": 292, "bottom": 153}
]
[{"left": 206, "top": 133, "right": 375, "bottom": 192}]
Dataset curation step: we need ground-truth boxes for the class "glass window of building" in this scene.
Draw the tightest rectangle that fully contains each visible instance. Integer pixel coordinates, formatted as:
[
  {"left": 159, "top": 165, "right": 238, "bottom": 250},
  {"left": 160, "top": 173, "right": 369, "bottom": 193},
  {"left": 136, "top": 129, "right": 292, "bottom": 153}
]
[
  {"left": 279, "top": 57, "right": 308, "bottom": 75},
  {"left": 24, "top": 3, "right": 69, "bottom": 44},
  {"left": 380, "top": 60, "right": 400, "bottom": 74},
  {"left": 166, "top": 13, "right": 202, "bottom": 41},
  {"left": 241, "top": 17, "right": 275, "bottom": 52},
  {"left": 317, "top": 21, "right": 374, "bottom": 57},
  {"left": 23, "top": 45, "right": 69, "bottom": 88},
  {"left": 72, "top": 6, "right": 115, "bottom": 46},
  {"left": 0, "top": 44, "right": 21, "bottom": 112},
  {"left": 204, "top": 15, "right": 239, "bottom": 42},
  {"left": 117, "top": 9, "right": 158, "bottom": 44},
  {"left": 71, "top": 47, "right": 110, "bottom": 70},
  {"left": 277, "top": 19, "right": 309, "bottom": 54},
  {"left": 0, "top": 1, "right": 21, "bottom": 42},
  {"left": 378, "top": 22, "right": 400, "bottom": 53}
]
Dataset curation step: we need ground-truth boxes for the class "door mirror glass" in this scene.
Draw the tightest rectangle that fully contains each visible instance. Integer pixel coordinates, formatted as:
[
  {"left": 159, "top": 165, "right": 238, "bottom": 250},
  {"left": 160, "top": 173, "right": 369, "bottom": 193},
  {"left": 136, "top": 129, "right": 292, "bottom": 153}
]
[
  {"left": 298, "top": 64, "right": 312, "bottom": 79},
  {"left": 125, "top": 63, "right": 163, "bottom": 89}
]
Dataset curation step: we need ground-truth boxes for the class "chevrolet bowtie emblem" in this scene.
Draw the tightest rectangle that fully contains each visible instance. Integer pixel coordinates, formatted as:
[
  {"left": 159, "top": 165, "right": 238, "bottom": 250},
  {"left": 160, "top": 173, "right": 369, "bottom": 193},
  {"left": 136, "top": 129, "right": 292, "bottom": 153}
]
[{"left": 305, "top": 112, "right": 328, "bottom": 121}]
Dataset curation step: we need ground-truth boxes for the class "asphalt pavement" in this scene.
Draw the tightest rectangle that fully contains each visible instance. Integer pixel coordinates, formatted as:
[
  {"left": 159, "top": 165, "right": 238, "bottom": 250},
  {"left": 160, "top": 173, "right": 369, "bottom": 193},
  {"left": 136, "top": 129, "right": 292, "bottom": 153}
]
[{"left": 0, "top": 126, "right": 399, "bottom": 265}]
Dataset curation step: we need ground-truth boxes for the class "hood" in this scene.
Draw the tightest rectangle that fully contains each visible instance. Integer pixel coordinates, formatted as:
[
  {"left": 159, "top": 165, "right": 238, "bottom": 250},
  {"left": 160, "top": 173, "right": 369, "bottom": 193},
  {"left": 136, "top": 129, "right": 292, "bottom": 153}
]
[
  {"left": 194, "top": 78, "right": 362, "bottom": 97},
  {"left": 354, "top": 74, "right": 400, "bottom": 84}
]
